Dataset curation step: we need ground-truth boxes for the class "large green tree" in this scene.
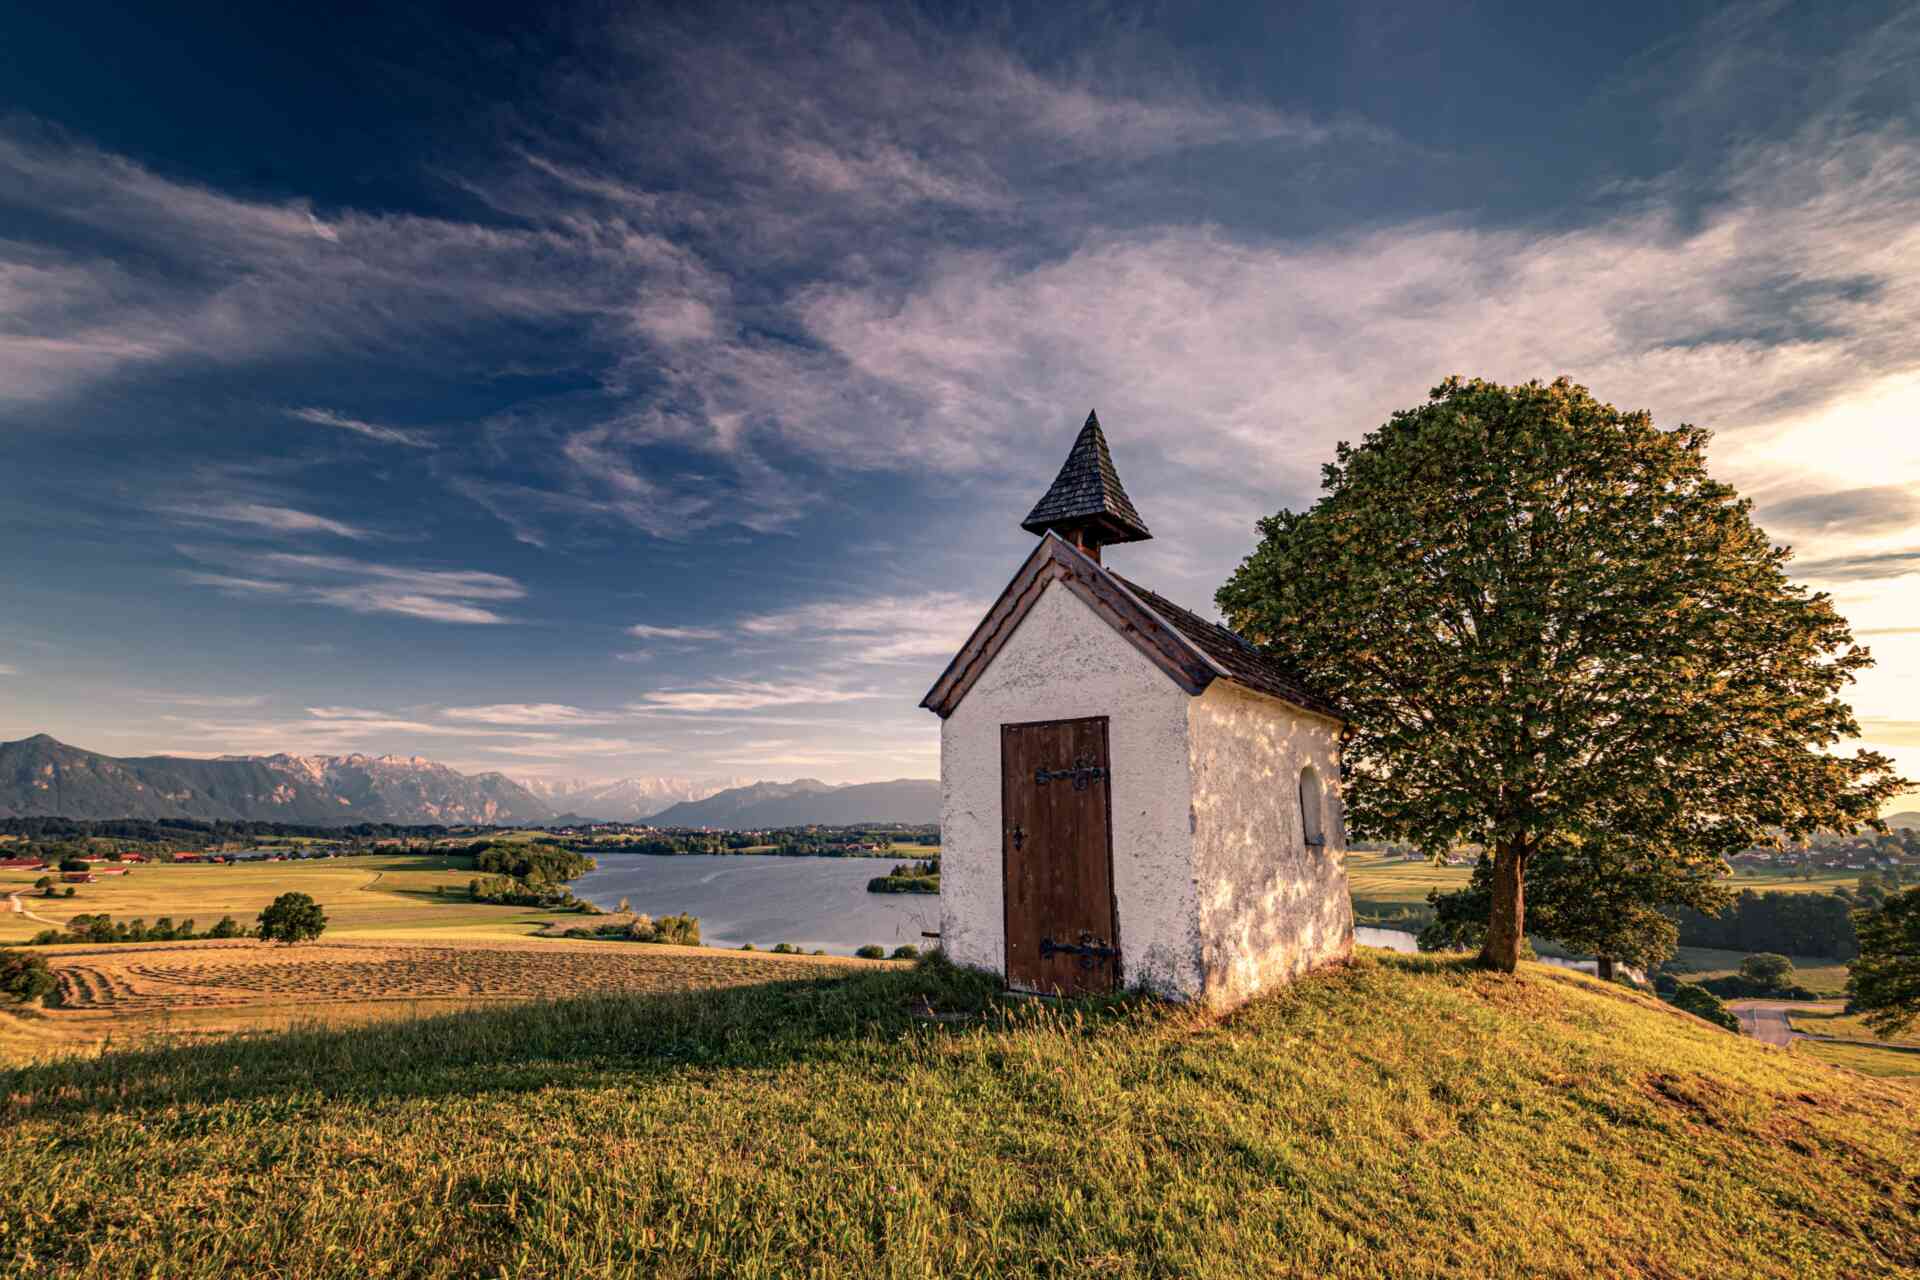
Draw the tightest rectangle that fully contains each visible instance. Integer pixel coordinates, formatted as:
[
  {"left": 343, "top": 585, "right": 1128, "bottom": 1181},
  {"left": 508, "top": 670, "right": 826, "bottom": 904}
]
[
  {"left": 1219, "top": 376, "right": 1905, "bottom": 972},
  {"left": 1847, "top": 886, "right": 1920, "bottom": 1037},
  {"left": 1421, "top": 835, "right": 1730, "bottom": 978}
]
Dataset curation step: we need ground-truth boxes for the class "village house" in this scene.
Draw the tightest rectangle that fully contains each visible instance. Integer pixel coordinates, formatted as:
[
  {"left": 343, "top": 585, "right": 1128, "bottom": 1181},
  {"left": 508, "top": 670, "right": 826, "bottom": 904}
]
[{"left": 922, "top": 412, "right": 1354, "bottom": 1009}]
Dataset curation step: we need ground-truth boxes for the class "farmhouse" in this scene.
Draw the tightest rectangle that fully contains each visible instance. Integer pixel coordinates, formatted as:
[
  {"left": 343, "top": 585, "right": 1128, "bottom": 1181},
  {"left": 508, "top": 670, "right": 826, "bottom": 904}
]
[{"left": 922, "top": 412, "right": 1353, "bottom": 1009}]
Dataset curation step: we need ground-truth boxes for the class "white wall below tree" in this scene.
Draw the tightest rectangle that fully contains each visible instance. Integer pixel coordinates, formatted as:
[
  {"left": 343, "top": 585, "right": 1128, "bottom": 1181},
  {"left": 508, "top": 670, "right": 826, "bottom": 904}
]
[{"left": 1187, "top": 681, "right": 1354, "bottom": 1008}]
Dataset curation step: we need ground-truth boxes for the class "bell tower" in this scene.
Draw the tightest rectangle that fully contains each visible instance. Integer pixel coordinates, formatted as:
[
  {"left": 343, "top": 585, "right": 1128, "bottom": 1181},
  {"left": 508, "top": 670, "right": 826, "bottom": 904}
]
[{"left": 1019, "top": 410, "right": 1152, "bottom": 563}]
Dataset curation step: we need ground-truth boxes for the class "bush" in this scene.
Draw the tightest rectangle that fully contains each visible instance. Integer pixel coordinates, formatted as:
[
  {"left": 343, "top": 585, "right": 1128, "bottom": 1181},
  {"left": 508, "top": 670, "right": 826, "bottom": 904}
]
[
  {"left": 32, "top": 876, "right": 52, "bottom": 890},
  {"left": 1665, "top": 981, "right": 1740, "bottom": 1032},
  {"left": 0, "top": 949, "right": 55, "bottom": 1004},
  {"left": 890, "top": 945, "right": 920, "bottom": 961},
  {"left": 257, "top": 892, "right": 328, "bottom": 945},
  {"left": 652, "top": 913, "right": 700, "bottom": 946},
  {"left": 58, "top": 858, "right": 88, "bottom": 872},
  {"left": 739, "top": 943, "right": 755, "bottom": 951},
  {"left": 855, "top": 944, "right": 886, "bottom": 960},
  {"left": 62, "top": 887, "right": 75, "bottom": 898},
  {"left": 771, "top": 943, "right": 799, "bottom": 954},
  {"left": 1740, "top": 953, "right": 1795, "bottom": 989},
  {"left": 208, "top": 915, "right": 243, "bottom": 939}
]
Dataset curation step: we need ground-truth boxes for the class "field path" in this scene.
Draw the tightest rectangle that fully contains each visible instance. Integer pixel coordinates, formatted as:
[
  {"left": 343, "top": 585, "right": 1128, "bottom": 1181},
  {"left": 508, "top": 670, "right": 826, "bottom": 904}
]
[
  {"left": 7, "top": 892, "right": 60, "bottom": 927},
  {"left": 1732, "top": 1000, "right": 1797, "bottom": 1045}
]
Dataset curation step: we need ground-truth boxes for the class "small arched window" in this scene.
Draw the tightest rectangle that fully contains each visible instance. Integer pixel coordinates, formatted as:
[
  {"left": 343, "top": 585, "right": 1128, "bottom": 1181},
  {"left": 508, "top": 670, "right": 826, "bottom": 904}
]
[{"left": 1299, "top": 765, "right": 1327, "bottom": 848}]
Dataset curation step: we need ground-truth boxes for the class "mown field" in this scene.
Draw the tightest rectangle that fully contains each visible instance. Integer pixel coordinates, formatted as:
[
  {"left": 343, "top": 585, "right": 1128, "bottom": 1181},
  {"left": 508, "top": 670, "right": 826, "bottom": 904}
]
[
  {"left": 0, "top": 952, "right": 1913, "bottom": 1278},
  {"left": 0, "top": 937, "right": 871, "bottom": 1060}
]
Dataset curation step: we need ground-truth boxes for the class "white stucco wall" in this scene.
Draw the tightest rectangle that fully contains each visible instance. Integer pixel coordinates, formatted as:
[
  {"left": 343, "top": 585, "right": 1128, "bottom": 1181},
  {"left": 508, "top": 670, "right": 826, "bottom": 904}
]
[
  {"left": 938, "top": 579, "right": 1202, "bottom": 997},
  {"left": 1187, "top": 681, "right": 1354, "bottom": 1009}
]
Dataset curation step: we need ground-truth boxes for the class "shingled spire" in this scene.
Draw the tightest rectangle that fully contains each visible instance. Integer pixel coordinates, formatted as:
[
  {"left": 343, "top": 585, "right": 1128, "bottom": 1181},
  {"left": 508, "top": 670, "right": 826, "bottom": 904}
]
[{"left": 1020, "top": 410, "right": 1151, "bottom": 561}]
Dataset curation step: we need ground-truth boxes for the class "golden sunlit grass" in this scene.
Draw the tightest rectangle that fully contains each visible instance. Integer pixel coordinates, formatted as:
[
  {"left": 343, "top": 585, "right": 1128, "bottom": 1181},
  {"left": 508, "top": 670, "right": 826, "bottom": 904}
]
[
  {"left": 0, "top": 951, "right": 1913, "bottom": 1278},
  {"left": 0, "top": 938, "right": 869, "bottom": 1061}
]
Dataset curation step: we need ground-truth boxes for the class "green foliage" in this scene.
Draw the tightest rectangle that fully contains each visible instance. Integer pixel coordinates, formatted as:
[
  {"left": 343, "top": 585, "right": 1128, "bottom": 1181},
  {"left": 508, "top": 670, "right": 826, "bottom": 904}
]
[
  {"left": 771, "top": 943, "right": 799, "bottom": 955},
  {"left": 1220, "top": 375, "right": 1906, "bottom": 971},
  {"left": 890, "top": 945, "right": 920, "bottom": 961},
  {"left": 257, "top": 892, "right": 328, "bottom": 945},
  {"left": 472, "top": 845, "right": 595, "bottom": 885},
  {"left": 0, "top": 949, "right": 54, "bottom": 1004},
  {"left": 1847, "top": 886, "right": 1920, "bottom": 1038},
  {"left": 31, "top": 876, "right": 51, "bottom": 891},
  {"left": 207, "top": 916, "right": 243, "bottom": 939},
  {"left": 1665, "top": 981, "right": 1740, "bottom": 1033},
  {"left": 867, "top": 860, "right": 940, "bottom": 894},
  {"left": 57, "top": 858, "right": 88, "bottom": 873},
  {"left": 1672, "top": 889, "right": 1862, "bottom": 959},
  {"left": 854, "top": 944, "right": 886, "bottom": 959},
  {"left": 1740, "top": 953, "right": 1795, "bottom": 989},
  {"left": 651, "top": 913, "right": 700, "bottom": 946}
]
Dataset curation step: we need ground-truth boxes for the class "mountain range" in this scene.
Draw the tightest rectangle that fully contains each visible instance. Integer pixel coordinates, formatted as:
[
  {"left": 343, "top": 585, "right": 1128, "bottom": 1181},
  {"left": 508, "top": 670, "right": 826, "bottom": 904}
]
[
  {"left": 649, "top": 777, "right": 940, "bottom": 828},
  {"left": 0, "top": 734, "right": 552, "bottom": 826},
  {"left": 514, "top": 775, "right": 750, "bottom": 823},
  {"left": 0, "top": 734, "right": 938, "bottom": 828}
]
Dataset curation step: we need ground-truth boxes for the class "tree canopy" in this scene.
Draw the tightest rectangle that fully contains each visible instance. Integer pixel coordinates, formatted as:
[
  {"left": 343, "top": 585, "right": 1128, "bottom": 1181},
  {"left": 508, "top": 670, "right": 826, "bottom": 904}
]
[
  {"left": 257, "top": 892, "right": 328, "bottom": 945},
  {"left": 1219, "top": 376, "right": 1905, "bottom": 971},
  {"left": 1848, "top": 886, "right": 1920, "bottom": 1038}
]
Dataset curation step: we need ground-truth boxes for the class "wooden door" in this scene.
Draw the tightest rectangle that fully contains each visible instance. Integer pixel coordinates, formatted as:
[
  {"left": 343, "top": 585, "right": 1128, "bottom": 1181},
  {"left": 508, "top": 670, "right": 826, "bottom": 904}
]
[{"left": 1001, "top": 716, "right": 1119, "bottom": 995}]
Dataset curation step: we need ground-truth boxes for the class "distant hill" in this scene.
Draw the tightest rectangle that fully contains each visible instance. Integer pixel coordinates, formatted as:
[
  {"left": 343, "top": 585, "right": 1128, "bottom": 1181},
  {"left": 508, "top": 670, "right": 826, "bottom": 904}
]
[
  {"left": 650, "top": 778, "right": 939, "bottom": 828},
  {"left": 1885, "top": 811, "right": 1920, "bottom": 831},
  {"left": 0, "top": 734, "right": 554, "bottom": 827}
]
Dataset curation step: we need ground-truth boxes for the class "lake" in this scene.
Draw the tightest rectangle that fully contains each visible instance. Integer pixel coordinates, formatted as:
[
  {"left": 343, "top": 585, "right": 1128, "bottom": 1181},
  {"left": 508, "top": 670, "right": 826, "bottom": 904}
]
[
  {"left": 570, "top": 857, "right": 1628, "bottom": 974},
  {"left": 570, "top": 854, "right": 940, "bottom": 955}
]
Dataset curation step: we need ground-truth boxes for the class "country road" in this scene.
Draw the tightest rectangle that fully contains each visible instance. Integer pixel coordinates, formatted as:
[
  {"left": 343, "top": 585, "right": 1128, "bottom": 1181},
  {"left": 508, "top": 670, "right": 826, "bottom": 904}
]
[
  {"left": 6, "top": 892, "right": 60, "bottom": 928},
  {"left": 1732, "top": 1000, "right": 1798, "bottom": 1045}
]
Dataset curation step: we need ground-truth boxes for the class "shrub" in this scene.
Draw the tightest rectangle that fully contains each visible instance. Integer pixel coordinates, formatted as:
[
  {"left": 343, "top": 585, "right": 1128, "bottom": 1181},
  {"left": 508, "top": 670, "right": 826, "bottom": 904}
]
[
  {"left": 257, "top": 892, "right": 328, "bottom": 945},
  {"left": 624, "top": 914, "right": 656, "bottom": 941},
  {"left": 208, "top": 915, "right": 243, "bottom": 939},
  {"left": 1740, "top": 953, "right": 1796, "bottom": 989},
  {"left": 0, "top": 949, "right": 55, "bottom": 1004},
  {"left": 771, "top": 943, "right": 799, "bottom": 954},
  {"left": 58, "top": 857, "right": 88, "bottom": 872},
  {"left": 63, "top": 887, "right": 75, "bottom": 897},
  {"left": 1665, "top": 981, "right": 1740, "bottom": 1032},
  {"left": 855, "top": 944, "right": 886, "bottom": 960},
  {"left": 890, "top": 945, "right": 920, "bottom": 961},
  {"left": 652, "top": 913, "right": 700, "bottom": 946},
  {"left": 739, "top": 943, "right": 755, "bottom": 951},
  {"left": 32, "top": 876, "right": 52, "bottom": 890}
]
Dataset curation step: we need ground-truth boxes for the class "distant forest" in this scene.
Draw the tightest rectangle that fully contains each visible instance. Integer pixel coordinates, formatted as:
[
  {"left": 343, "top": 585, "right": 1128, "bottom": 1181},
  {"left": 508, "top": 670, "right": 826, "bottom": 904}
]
[{"left": 0, "top": 817, "right": 459, "bottom": 843}]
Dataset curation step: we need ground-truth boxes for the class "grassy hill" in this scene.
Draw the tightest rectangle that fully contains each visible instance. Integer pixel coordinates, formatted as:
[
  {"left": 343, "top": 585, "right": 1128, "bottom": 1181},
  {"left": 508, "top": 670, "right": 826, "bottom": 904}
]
[{"left": 2, "top": 952, "right": 1914, "bottom": 1278}]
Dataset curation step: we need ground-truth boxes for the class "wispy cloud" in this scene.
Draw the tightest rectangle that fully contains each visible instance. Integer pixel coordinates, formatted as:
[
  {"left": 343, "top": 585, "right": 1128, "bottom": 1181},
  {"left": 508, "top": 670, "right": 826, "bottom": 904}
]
[
  {"left": 441, "top": 703, "right": 623, "bottom": 726},
  {"left": 739, "top": 592, "right": 979, "bottom": 665},
  {"left": 289, "top": 407, "right": 435, "bottom": 449},
  {"left": 170, "top": 501, "right": 372, "bottom": 540},
  {"left": 178, "top": 547, "right": 526, "bottom": 624},
  {"left": 627, "top": 623, "right": 725, "bottom": 641},
  {"left": 628, "top": 680, "right": 882, "bottom": 713}
]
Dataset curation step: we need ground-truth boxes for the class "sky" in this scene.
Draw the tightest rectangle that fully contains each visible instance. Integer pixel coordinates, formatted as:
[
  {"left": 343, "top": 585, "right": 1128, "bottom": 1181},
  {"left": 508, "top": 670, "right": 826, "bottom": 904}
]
[{"left": 1, "top": 0, "right": 1918, "bottom": 804}]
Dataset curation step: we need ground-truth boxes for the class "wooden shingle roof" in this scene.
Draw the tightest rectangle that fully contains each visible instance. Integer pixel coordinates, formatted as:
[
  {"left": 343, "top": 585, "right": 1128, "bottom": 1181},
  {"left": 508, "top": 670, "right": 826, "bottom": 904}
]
[
  {"left": 1020, "top": 411, "right": 1152, "bottom": 546},
  {"left": 921, "top": 534, "right": 1338, "bottom": 722}
]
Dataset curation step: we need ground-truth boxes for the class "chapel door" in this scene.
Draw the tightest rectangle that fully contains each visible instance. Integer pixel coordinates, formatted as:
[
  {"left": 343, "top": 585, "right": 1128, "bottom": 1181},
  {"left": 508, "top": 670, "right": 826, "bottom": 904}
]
[{"left": 1001, "top": 716, "right": 1119, "bottom": 996}]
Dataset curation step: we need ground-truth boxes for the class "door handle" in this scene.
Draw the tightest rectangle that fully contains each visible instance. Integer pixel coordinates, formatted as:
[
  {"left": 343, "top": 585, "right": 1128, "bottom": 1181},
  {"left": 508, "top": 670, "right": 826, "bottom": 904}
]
[{"left": 1009, "top": 824, "right": 1024, "bottom": 851}]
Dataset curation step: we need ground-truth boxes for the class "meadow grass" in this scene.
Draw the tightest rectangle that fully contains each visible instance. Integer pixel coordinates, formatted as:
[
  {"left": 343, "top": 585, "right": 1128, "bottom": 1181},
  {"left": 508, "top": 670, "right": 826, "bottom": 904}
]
[
  {"left": 0, "top": 950, "right": 1913, "bottom": 1279},
  {"left": 1344, "top": 849, "right": 1873, "bottom": 910},
  {"left": 0, "top": 854, "right": 577, "bottom": 944},
  {"left": 1787, "top": 1005, "right": 1920, "bottom": 1047},
  {"left": 1793, "top": 1037, "right": 1920, "bottom": 1079}
]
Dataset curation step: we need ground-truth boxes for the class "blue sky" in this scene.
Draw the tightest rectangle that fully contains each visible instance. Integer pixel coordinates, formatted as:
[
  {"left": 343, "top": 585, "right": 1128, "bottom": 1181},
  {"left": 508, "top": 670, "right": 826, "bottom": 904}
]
[{"left": 2, "top": 0, "right": 1918, "bottom": 797}]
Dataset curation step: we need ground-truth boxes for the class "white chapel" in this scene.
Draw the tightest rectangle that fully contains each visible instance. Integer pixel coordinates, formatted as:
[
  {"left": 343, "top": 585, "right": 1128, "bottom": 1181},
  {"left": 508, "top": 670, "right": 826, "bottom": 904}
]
[{"left": 921, "top": 411, "right": 1354, "bottom": 1008}]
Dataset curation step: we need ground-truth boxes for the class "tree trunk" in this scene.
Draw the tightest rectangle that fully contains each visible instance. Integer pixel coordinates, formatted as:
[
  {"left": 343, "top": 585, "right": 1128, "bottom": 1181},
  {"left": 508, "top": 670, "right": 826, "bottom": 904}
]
[
  {"left": 1596, "top": 955, "right": 1616, "bottom": 982},
  {"left": 1477, "top": 840, "right": 1528, "bottom": 973}
]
